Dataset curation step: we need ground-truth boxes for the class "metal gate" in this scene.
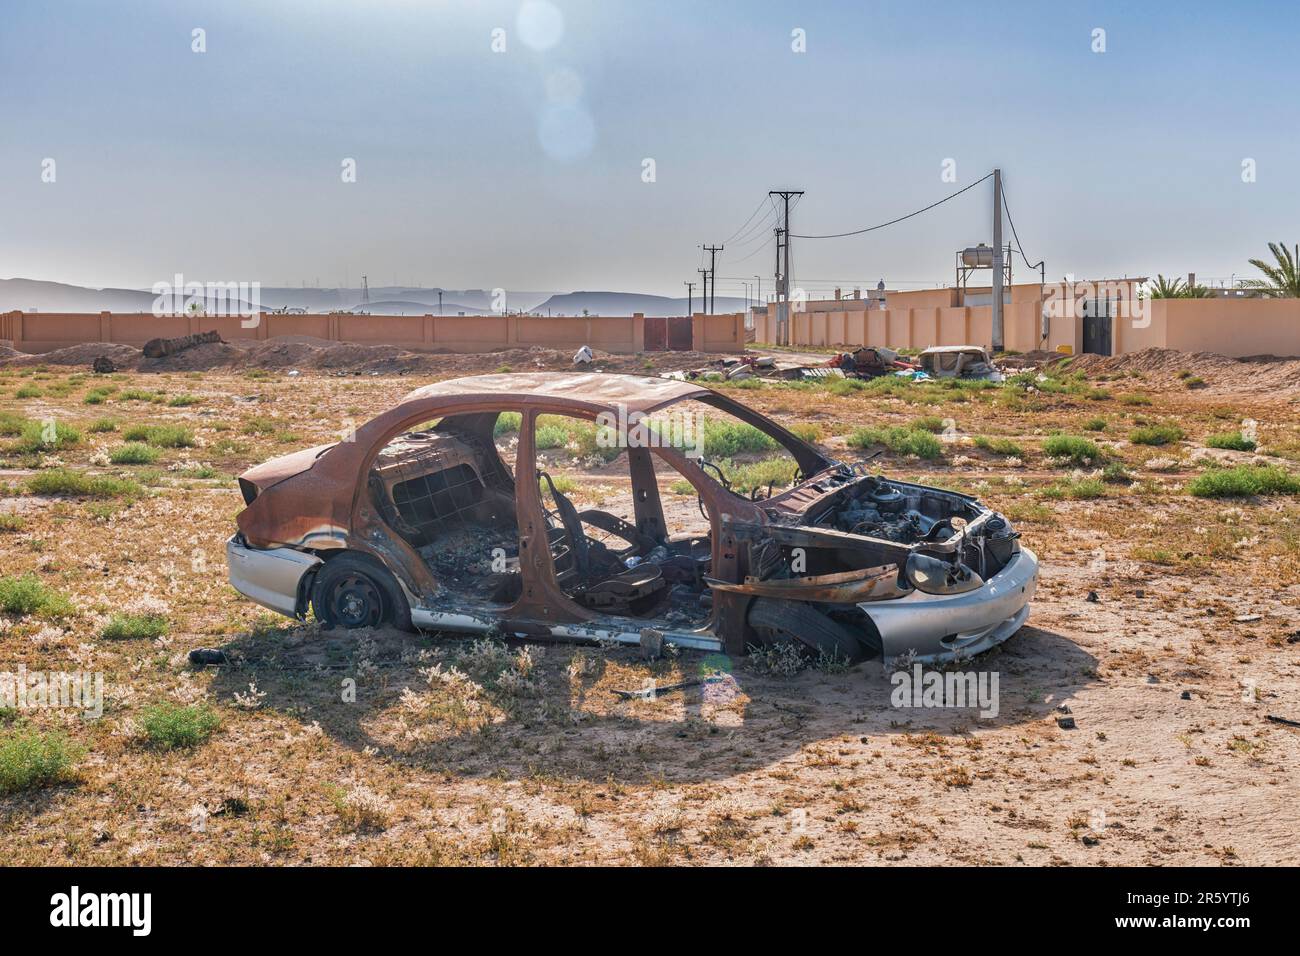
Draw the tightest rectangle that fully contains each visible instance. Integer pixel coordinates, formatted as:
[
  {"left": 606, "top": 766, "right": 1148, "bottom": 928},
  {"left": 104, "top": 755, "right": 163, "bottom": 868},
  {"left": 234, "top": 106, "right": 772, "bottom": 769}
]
[
  {"left": 644, "top": 316, "right": 667, "bottom": 351},
  {"left": 1081, "top": 298, "right": 1112, "bottom": 356},
  {"left": 644, "top": 316, "right": 693, "bottom": 352},
  {"left": 666, "top": 316, "right": 693, "bottom": 351}
]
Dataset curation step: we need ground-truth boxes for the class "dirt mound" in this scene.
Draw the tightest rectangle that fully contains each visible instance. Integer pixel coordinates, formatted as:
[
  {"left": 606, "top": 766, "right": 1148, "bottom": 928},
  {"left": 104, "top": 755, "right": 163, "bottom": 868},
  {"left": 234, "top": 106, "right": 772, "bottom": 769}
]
[
  {"left": 0, "top": 342, "right": 143, "bottom": 368},
  {"left": 142, "top": 340, "right": 272, "bottom": 372},
  {"left": 999, "top": 349, "right": 1069, "bottom": 370},
  {"left": 1068, "top": 347, "right": 1300, "bottom": 394}
]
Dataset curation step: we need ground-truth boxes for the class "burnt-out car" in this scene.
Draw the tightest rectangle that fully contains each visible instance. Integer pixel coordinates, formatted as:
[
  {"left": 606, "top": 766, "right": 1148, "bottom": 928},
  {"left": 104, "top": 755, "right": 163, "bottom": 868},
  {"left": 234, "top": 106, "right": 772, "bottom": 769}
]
[{"left": 227, "top": 373, "right": 1037, "bottom": 664}]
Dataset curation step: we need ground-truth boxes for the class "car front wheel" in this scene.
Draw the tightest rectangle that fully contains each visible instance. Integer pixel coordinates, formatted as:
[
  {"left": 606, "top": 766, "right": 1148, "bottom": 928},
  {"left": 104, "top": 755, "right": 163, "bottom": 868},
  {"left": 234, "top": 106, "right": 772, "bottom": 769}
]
[{"left": 747, "top": 597, "right": 876, "bottom": 664}]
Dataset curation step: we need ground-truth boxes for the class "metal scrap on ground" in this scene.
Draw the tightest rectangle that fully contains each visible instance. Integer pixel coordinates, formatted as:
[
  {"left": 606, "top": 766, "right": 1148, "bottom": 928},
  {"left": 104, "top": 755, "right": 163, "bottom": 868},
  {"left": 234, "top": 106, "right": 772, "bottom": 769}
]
[{"left": 662, "top": 344, "right": 1009, "bottom": 386}]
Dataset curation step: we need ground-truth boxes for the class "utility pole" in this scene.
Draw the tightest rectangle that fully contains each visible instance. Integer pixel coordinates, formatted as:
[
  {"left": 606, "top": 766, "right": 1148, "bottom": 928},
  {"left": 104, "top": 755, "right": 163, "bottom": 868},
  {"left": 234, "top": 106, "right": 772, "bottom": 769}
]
[
  {"left": 698, "top": 269, "right": 708, "bottom": 315},
  {"left": 769, "top": 190, "right": 803, "bottom": 345},
  {"left": 991, "top": 168, "right": 1004, "bottom": 353},
  {"left": 437, "top": 290, "right": 443, "bottom": 315},
  {"left": 701, "top": 244, "right": 724, "bottom": 314},
  {"left": 684, "top": 281, "right": 694, "bottom": 317}
]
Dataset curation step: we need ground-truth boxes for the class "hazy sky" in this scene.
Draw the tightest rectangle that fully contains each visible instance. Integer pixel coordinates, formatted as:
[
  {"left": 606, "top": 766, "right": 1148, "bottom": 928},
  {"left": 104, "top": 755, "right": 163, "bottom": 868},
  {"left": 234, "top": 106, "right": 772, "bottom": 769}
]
[{"left": 2, "top": 0, "right": 1297, "bottom": 299}]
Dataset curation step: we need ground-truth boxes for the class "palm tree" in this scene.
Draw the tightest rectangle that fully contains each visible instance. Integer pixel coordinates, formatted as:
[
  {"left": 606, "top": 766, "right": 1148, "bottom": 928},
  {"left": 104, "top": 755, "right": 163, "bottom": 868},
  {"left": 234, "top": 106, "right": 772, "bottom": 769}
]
[
  {"left": 1144, "top": 274, "right": 1213, "bottom": 299},
  {"left": 1242, "top": 242, "right": 1300, "bottom": 297},
  {"left": 1145, "top": 274, "right": 1186, "bottom": 298}
]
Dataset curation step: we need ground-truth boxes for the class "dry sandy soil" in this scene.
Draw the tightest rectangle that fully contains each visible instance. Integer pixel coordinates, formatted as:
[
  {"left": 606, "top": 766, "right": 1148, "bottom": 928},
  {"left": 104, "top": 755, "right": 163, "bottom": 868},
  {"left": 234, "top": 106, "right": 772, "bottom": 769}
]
[{"left": 1, "top": 343, "right": 1298, "bottom": 866}]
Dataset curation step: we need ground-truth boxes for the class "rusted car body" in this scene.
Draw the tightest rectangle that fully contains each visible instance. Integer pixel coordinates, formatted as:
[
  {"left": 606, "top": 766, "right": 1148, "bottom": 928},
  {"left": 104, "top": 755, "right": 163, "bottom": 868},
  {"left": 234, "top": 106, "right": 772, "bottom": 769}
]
[
  {"left": 918, "top": 345, "right": 1005, "bottom": 382},
  {"left": 227, "top": 373, "right": 1037, "bottom": 664}
]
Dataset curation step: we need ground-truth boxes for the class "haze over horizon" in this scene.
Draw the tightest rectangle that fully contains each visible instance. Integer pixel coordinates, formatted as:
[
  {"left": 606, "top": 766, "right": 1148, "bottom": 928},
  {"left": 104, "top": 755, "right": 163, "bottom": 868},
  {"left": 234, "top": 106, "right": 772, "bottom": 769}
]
[{"left": 2, "top": 0, "right": 1297, "bottom": 300}]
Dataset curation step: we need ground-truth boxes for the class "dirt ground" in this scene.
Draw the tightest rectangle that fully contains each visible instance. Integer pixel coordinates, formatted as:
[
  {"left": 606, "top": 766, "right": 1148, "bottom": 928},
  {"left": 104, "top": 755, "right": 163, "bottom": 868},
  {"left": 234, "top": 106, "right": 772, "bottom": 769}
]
[{"left": 1, "top": 343, "right": 1298, "bottom": 866}]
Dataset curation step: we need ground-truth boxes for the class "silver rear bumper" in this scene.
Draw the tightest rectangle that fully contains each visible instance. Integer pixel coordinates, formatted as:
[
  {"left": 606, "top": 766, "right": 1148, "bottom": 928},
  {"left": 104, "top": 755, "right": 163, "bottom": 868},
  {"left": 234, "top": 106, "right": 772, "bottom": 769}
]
[
  {"left": 860, "top": 547, "right": 1038, "bottom": 664},
  {"left": 225, "top": 535, "right": 321, "bottom": 618}
]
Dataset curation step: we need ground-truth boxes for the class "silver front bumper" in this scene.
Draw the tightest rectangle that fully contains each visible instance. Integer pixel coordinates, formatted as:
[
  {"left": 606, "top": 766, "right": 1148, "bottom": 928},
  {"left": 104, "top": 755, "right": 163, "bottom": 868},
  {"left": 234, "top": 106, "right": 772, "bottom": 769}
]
[
  {"left": 860, "top": 547, "right": 1038, "bottom": 664},
  {"left": 225, "top": 535, "right": 321, "bottom": 618}
]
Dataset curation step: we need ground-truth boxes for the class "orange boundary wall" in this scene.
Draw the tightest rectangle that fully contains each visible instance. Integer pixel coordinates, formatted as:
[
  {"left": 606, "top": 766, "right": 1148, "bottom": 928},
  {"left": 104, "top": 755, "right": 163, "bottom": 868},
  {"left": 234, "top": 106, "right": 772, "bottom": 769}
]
[
  {"left": 751, "top": 297, "right": 1300, "bottom": 359},
  {"left": 0, "top": 311, "right": 748, "bottom": 355}
]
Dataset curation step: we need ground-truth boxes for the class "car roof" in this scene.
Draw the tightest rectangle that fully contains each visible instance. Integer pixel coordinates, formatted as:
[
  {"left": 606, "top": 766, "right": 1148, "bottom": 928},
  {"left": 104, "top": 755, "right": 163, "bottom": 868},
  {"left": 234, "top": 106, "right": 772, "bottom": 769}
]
[{"left": 397, "top": 372, "right": 714, "bottom": 414}]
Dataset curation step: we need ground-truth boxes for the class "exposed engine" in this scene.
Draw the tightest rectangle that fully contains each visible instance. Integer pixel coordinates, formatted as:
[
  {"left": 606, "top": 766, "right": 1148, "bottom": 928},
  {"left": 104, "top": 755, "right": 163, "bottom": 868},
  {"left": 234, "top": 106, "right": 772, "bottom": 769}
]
[
  {"left": 831, "top": 476, "right": 950, "bottom": 543},
  {"left": 813, "top": 474, "right": 1020, "bottom": 580}
]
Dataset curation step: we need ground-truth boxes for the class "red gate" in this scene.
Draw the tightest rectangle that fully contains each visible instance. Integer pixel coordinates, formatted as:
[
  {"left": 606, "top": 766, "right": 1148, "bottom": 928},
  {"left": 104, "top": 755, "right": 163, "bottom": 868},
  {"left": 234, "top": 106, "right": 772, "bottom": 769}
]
[
  {"left": 666, "top": 316, "right": 693, "bottom": 351},
  {"left": 644, "top": 316, "right": 667, "bottom": 351}
]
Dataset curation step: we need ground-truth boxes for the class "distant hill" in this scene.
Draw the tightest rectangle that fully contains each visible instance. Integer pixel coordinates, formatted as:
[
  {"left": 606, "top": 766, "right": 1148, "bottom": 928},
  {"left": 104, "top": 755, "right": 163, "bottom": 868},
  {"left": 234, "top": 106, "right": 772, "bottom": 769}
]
[
  {"left": 532, "top": 291, "right": 749, "bottom": 317},
  {"left": 353, "top": 300, "right": 488, "bottom": 315},
  {"left": 259, "top": 288, "right": 555, "bottom": 313},
  {"left": 0, "top": 277, "right": 261, "bottom": 314},
  {"left": 0, "top": 278, "right": 747, "bottom": 319},
  {"left": 0, "top": 278, "right": 157, "bottom": 312}
]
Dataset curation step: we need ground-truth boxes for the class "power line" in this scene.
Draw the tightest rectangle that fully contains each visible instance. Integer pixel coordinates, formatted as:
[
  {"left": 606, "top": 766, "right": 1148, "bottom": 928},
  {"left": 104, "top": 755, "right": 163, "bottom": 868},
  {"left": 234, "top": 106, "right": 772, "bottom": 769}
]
[
  {"left": 719, "top": 196, "right": 775, "bottom": 245},
  {"left": 791, "top": 172, "right": 994, "bottom": 239},
  {"left": 730, "top": 233, "right": 776, "bottom": 264},
  {"left": 999, "top": 182, "right": 1041, "bottom": 271},
  {"left": 727, "top": 207, "right": 780, "bottom": 249}
]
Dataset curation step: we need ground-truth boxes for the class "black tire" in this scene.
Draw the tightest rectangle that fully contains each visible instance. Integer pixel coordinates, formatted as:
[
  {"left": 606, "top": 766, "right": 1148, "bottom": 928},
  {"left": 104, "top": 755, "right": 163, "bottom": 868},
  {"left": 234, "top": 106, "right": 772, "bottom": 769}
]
[
  {"left": 747, "top": 598, "right": 874, "bottom": 664},
  {"left": 311, "top": 553, "right": 412, "bottom": 631}
]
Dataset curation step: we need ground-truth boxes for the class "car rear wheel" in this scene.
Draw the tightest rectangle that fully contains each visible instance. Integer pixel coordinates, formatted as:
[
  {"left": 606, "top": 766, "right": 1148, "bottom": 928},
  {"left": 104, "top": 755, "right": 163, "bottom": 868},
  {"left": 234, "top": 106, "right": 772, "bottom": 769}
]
[
  {"left": 311, "top": 554, "right": 411, "bottom": 631},
  {"left": 747, "top": 598, "right": 875, "bottom": 664}
]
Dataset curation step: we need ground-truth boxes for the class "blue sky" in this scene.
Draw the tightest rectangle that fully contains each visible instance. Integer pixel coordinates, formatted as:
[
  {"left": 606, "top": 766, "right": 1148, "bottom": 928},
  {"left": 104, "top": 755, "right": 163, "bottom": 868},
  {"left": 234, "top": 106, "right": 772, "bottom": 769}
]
[{"left": 1, "top": 0, "right": 1297, "bottom": 298}]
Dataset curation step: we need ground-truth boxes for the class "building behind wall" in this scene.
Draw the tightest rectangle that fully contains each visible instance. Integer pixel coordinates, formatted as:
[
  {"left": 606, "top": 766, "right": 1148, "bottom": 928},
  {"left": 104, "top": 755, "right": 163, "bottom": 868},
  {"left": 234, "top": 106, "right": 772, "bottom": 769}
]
[{"left": 752, "top": 278, "right": 1155, "bottom": 357}]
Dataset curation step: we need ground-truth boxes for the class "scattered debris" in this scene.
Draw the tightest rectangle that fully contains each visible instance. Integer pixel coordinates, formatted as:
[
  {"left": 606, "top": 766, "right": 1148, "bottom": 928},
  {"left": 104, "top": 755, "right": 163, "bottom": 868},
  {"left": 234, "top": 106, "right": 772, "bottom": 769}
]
[
  {"left": 830, "top": 346, "right": 918, "bottom": 379},
  {"left": 611, "top": 677, "right": 721, "bottom": 700},
  {"left": 188, "top": 648, "right": 228, "bottom": 667},
  {"left": 663, "top": 347, "right": 926, "bottom": 385},
  {"left": 573, "top": 345, "right": 594, "bottom": 365},
  {"left": 142, "top": 329, "right": 223, "bottom": 359},
  {"left": 1056, "top": 704, "right": 1072, "bottom": 715},
  {"left": 1057, "top": 715, "right": 1077, "bottom": 729},
  {"left": 639, "top": 627, "right": 664, "bottom": 660},
  {"left": 1081, "top": 834, "right": 1100, "bottom": 846},
  {"left": 214, "top": 796, "right": 250, "bottom": 816},
  {"left": 1085, "top": 590, "right": 1099, "bottom": 603},
  {"left": 1265, "top": 714, "right": 1300, "bottom": 729},
  {"left": 726, "top": 363, "right": 756, "bottom": 381},
  {"left": 1234, "top": 613, "right": 1262, "bottom": 623},
  {"left": 1180, "top": 690, "right": 1193, "bottom": 700},
  {"left": 1287, "top": 631, "right": 1300, "bottom": 644},
  {"left": 92, "top": 355, "right": 117, "bottom": 373}
]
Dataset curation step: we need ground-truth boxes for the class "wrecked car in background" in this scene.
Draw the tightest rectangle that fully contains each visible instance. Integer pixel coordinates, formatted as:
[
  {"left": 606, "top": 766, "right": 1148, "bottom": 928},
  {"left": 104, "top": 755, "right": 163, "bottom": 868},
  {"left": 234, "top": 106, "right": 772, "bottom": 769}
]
[
  {"left": 227, "top": 373, "right": 1037, "bottom": 664},
  {"left": 918, "top": 345, "right": 1005, "bottom": 383}
]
